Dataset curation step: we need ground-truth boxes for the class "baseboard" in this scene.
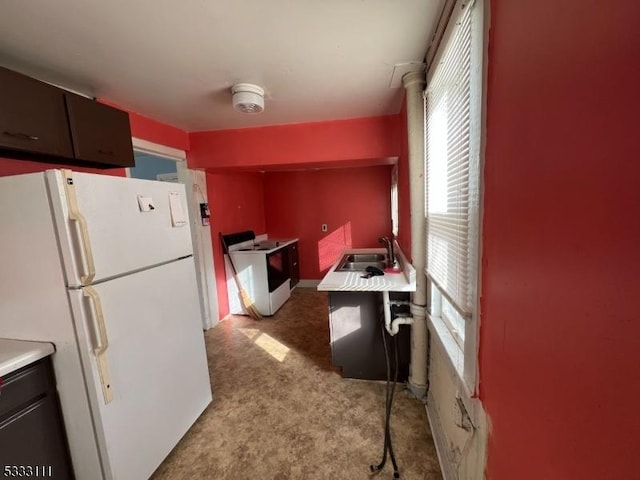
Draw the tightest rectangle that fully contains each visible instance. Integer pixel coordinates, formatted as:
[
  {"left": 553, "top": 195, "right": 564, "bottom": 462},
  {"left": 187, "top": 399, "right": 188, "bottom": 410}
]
[
  {"left": 296, "top": 279, "right": 321, "bottom": 288},
  {"left": 426, "top": 396, "right": 457, "bottom": 480}
]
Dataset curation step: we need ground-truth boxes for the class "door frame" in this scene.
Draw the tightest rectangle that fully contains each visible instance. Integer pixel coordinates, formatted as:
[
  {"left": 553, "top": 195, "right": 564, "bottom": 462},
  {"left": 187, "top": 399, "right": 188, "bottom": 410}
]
[{"left": 127, "top": 137, "right": 218, "bottom": 329}]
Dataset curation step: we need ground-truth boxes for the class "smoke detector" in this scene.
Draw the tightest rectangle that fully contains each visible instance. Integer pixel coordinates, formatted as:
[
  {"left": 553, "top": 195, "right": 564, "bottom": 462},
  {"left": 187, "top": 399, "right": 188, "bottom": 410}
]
[{"left": 231, "top": 83, "right": 265, "bottom": 114}]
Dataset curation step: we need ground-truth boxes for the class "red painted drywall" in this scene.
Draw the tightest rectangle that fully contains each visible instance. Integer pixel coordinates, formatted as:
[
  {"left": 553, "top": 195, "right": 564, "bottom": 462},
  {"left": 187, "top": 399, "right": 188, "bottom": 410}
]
[
  {"left": 481, "top": 1, "right": 640, "bottom": 479},
  {"left": 206, "top": 172, "right": 266, "bottom": 318},
  {"left": 263, "top": 166, "right": 392, "bottom": 280},
  {"left": 128, "top": 110, "right": 190, "bottom": 152},
  {"left": 191, "top": 115, "right": 402, "bottom": 320},
  {"left": 189, "top": 115, "right": 401, "bottom": 170}
]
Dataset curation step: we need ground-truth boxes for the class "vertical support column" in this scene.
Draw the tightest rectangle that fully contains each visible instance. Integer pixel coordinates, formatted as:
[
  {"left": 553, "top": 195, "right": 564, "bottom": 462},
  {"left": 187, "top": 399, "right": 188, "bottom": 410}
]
[{"left": 402, "top": 71, "right": 428, "bottom": 399}]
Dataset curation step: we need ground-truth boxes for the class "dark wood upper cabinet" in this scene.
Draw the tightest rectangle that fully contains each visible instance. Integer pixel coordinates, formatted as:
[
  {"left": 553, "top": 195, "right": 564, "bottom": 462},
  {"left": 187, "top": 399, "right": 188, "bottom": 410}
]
[
  {"left": 65, "top": 94, "right": 134, "bottom": 167},
  {"left": 0, "top": 65, "right": 134, "bottom": 168},
  {"left": 0, "top": 67, "right": 74, "bottom": 158}
]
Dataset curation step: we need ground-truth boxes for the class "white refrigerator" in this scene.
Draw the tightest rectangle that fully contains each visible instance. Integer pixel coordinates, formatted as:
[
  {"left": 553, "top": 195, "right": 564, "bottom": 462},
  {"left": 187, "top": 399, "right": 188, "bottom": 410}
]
[{"left": 0, "top": 169, "right": 212, "bottom": 479}]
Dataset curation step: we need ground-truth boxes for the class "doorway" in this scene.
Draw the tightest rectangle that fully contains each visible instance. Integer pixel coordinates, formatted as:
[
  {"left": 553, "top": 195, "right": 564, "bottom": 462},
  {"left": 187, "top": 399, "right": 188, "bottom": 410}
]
[
  {"left": 127, "top": 138, "right": 218, "bottom": 330},
  {"left": 130, "top": 152, "right": 178, "bottom": 181}
]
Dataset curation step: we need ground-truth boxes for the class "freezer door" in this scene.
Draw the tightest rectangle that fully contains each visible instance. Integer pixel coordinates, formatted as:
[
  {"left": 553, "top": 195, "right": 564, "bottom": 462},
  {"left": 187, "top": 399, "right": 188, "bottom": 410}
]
[
  {"left": 67, "top": 258, "right": 212, "bottom": 480},
  {"left": 47, "top": 169, "right": 194, "bottom": 287}
]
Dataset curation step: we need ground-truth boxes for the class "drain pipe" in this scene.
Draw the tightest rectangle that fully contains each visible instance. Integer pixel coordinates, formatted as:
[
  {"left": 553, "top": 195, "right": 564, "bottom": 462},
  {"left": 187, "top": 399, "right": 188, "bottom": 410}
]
[
  {"left": 402, "top": 71, "right": 428, "bottom": 400},
  {"left": 382, "top": 291, "right": 413, "bottom": 336}
]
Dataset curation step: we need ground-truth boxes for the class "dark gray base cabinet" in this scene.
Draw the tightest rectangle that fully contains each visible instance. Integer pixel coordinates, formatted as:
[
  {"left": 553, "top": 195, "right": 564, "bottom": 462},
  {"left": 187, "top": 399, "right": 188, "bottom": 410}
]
[
  {"left": 328, "top": 291, "right": 410, "bottom": 381},
  {"left": 0, "top": 358, "right": 73, "bottom": 479}
]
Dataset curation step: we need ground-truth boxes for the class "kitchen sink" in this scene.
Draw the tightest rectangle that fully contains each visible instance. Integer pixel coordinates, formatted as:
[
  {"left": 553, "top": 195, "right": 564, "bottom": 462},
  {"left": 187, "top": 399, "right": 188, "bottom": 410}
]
[
  {"left": 345, "top": 253, "right": 386, "bottom": 263},
  {"left": 337, "top": 261, "right": 387, "bottom": 272},
  {"left": 334, "top": 253, "right": 388, "bottom": 272}
]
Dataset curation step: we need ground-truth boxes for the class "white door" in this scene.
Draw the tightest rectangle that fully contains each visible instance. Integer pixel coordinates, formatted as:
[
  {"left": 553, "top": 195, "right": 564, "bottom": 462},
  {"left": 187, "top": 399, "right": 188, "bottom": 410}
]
[
  {"left": 67, "top": 258, "right": 212, "bottom": 480},
  {"left": 47, "top": 169, "right": 194, "bottom": 287}
]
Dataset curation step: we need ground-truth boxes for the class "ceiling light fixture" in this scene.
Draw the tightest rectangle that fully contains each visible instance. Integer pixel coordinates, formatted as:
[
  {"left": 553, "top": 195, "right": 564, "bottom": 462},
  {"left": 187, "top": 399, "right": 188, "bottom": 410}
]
[{"left": 231, "top": 83, "right": 265, "bottom": 114}]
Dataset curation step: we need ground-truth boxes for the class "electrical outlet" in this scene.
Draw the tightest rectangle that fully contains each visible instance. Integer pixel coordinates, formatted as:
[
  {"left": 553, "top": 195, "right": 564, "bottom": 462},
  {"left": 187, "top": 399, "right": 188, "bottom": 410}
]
[{"left": 321, "top": 224, "right": 328, "bottom": 232}]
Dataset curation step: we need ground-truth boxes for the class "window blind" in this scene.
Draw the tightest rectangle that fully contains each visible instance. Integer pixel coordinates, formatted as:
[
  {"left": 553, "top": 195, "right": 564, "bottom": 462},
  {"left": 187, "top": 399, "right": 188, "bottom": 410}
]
[{"left": 425, "top": 1, "right": 476, "bottom": 318}]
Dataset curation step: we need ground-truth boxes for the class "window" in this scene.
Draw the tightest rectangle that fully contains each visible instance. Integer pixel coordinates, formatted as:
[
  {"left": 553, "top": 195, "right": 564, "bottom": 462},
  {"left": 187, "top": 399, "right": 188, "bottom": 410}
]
[
  {"left": 425, "top": 0, "right": 483, "bottom": 390},
  {"left": 391, "top": 164, "right": 399, "bottom": 237}
]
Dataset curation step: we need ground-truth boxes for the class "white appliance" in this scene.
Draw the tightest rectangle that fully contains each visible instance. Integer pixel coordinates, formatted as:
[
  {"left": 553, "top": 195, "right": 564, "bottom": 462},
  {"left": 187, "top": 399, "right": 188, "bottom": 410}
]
[
  {"left": 0, "top": 170, "right": 212, "bottom": 480},
  {"left": 223, "top": 231, "right": 295, "bottom": 316}
]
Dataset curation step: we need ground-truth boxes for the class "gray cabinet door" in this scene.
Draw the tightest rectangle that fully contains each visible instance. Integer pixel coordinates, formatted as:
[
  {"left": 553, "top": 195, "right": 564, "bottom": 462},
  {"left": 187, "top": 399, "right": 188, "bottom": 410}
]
[
  {"left": 0, "top": 360, "right": 73, "bottom": 479},
  {"left": 329, "top": 291, "right": 410, "bottom": 381}
]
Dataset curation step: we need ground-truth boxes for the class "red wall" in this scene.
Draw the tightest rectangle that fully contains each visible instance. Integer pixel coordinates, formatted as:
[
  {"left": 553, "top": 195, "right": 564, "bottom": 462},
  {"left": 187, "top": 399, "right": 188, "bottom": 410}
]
[
  {"left": 128, "top": 110, "right": 190, "bottom": 151},
  {"left": 481, "top": 1, "right": 640, "bottom": 479},
  {"left": 206, "top": 172, "right": 266, "bottom": 318},
  {"left": 190, "top": 115, "right": 401, "bottom": 319},
  {"left": 264, "top": 166, "right": 393, "bottom": 279},
  {"left": 189, "top": 115, "right": 400, "bottom": 170}
]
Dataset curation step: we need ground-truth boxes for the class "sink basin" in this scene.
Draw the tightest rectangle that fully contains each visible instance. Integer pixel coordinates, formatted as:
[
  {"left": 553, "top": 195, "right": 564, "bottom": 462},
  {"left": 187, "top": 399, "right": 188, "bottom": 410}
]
[
  {"left": 334, "top": 252, "right": 388, "bottom": 272},
  {"left": 345, "top": 253, "right": 386, "bottom": 263},
  {"left": 336, "top": 261, "right": 387, "bottom": 272}
]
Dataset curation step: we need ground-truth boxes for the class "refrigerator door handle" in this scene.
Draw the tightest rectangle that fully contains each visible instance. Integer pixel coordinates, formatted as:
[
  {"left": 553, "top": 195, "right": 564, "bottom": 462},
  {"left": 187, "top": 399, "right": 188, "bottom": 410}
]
[
  {"left": 62, "top": 169, "right": 96, "bottom": 285},
  {"left": 83, "top": 285, "right": 114, "bottom": 404}
]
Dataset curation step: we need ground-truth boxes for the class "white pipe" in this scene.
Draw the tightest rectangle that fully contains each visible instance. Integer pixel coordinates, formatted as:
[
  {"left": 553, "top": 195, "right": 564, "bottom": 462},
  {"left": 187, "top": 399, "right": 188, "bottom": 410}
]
[
  {"left": 391, "top": 317, "right": 414, "bottom": 336},
  {"left": 383, "top": 291, "right": 392, "bottom": 332},
  {"left": 402, "top": 71, "right": 429, "bottom": 399},
  {"left": 383, "top": 291, "right": 415, "bottom": 336}
]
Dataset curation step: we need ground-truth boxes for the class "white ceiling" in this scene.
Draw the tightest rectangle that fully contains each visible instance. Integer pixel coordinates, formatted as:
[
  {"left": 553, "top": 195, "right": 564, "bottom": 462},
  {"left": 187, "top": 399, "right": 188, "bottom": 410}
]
[{"left": 0, "top": 0, "right": 443, "bottom": 132}]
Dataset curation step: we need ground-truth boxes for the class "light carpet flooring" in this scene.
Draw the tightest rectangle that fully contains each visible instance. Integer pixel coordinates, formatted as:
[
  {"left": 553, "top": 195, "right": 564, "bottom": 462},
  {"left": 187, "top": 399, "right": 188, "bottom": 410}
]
[{"left": 151, "top": 288, "right": 442, "bottom": 479}]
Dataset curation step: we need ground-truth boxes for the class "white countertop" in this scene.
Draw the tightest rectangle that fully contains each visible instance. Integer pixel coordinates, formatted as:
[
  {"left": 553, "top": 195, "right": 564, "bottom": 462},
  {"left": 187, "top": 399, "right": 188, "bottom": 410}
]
[
  {"left": 317, "top": 244, "right": 416, "bottom": 292},
  {"left": 0, "top": 338, "right": 55, "bottom": 377}
]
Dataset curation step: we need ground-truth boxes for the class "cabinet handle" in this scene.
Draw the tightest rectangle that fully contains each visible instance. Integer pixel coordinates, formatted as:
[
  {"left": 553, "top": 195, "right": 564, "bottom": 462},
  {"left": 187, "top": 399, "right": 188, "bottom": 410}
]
[
  {"left": 97, "top": 148, "right": 114, "bottom": 156},
  {"left": 3, "top": 130, "right": 39, "bottom": 141}
]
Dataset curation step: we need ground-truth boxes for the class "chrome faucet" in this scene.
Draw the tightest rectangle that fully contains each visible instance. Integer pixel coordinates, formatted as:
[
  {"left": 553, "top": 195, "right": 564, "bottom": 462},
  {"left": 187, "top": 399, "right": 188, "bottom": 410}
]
[{"left": 378, "top": 236, "right": 397, "bottom": 269}]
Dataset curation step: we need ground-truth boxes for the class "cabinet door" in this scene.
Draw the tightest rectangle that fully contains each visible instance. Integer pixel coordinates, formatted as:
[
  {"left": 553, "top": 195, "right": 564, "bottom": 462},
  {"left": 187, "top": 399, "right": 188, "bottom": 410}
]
[
  {"left": 65, "top": 94, "right": 134, "bottom": 167},
  {"left": 328, "top": 291, "right": 411, "bottom": 381},
  {"left": 329, "top": 291, "right": 386, "bottom": 379},
  {"left": 0, "top": 67, "right": 73, "bottom": 157},
  {"left": 0, "top": 360, "right": 73, "bottom": 479},
  {"left": 0, "top": 396, "right": 73, "bottom": 479}
]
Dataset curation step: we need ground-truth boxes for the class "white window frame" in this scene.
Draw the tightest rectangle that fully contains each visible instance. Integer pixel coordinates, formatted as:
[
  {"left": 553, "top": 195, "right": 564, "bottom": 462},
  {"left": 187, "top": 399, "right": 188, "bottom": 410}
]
[
  {"left": 425, "top": 0, "right": 485, "bottom": 396},
  {"left": 391, "top": 163, "right": 399, "bottom": 237},
  {"left": 441, "top": 293, "right": 466, "bottom": 350}
]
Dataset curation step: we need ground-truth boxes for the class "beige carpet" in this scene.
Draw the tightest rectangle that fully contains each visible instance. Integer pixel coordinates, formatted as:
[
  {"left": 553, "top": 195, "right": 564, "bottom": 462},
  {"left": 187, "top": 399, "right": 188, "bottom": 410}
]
[{"left": 151, "top": 288, "right": 442, "bottom": 479}]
